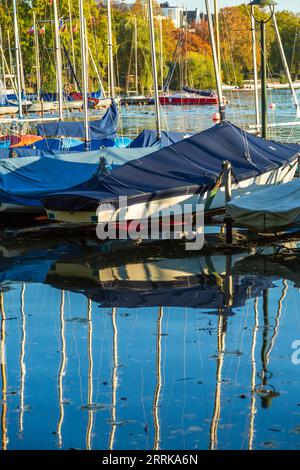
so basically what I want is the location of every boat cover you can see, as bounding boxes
[36,101,118,139]
[0,145,159,207]
[182,86,215,97]
[227,178,300,232]
[43,121,300,212]
[128,129,190,148]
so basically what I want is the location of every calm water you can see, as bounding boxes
[1,236,300,450]
[116,88,300,142]
[1,91,300,450]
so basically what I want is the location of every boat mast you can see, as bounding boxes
[214,0,221,75]
[79,0,90,149]
[134,16,138,95]
[251,9,260,130]
[68,0,78,91]
[12,0,23,119]
[0,27,5,96]
[147,0,161,140]
[273,13,300,118]
[159,17,164,91]
[33,12,41,101]
[53,0,63,121]
[107,0,115,100]
[205,0,225,120]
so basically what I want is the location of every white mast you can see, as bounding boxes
[79,0,90,148]
[134,16,138,95]
[147,0,161,140]
[159,17,164,91]
[0,26,5,95]
[214,0,221,75]
[33,12,41,101]
[68,0,78,91]
[205,0,225,120]
[12,0,23,119]
[251,10,260,130]
[273,13,300,118]
[53,0,63,120]
[107,0,115,100]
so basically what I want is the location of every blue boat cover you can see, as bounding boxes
[36,101,118,139]
[0,145,159,207]
[43,121,300,212]
[128,129,190,148]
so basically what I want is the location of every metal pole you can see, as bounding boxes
[33,12,41,101]
[147,0,161,140]
[53,0,63,120]
[0,27,5,95]
[205,0,225,120]
[214,0,221,75]
[12,0,23,119]
[68,0,78,91]
[134,16,138,95]
[273,13,300,118]
[159,17,164,91]
[251,9,260,130]
[261,21,267,139]
[107,0,115,100]
[223,160,232,244]
[79,0,90,149]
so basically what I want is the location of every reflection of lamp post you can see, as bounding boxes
[248,0,277,139]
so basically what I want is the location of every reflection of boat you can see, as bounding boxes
[42,242,271,310]
[233,249,300,287]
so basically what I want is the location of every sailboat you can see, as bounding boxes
[42,120,299,224]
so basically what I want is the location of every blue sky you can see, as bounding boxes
[171,0,299,12]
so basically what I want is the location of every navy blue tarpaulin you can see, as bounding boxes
[36,101,118,139]
[128,129,190,148]
[43,121,300,212]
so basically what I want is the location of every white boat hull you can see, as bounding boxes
[28,100,56,113]
[0,106,18,115]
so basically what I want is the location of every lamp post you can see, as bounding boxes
[248,0,277,139]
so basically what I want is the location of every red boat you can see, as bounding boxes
[159,92,218,106]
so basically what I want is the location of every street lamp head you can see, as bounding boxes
[248,0,277,6]
[249,0,276,22]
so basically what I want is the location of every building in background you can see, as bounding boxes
[99,1,204,29]
[159,2,186,29]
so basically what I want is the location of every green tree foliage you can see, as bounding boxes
[268,10,300,80]
[0,1,299,93]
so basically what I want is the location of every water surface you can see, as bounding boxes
[1,237,300,450]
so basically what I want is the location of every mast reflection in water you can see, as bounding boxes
[0,238,300,449]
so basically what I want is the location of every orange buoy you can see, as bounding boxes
[212,112,221,122]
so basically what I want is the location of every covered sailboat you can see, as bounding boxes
[36,100,118,140]
[0,144,160,213]
[43,121,300,224]
[226,178,300,233]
